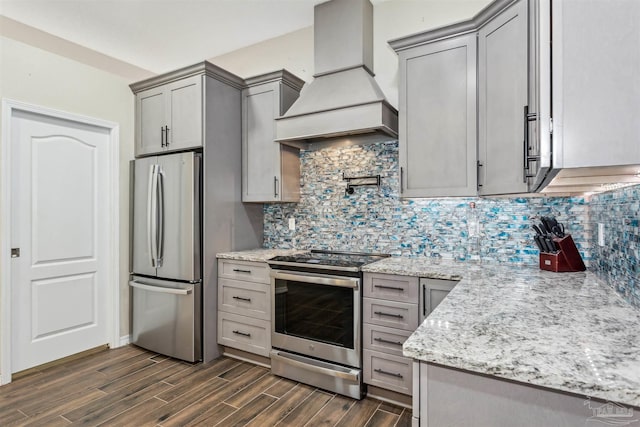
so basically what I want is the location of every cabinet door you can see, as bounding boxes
[242,83,281,202]
[136,87,166,157]
[165,75,203,152]
[398,33,477,197]
[478,0,528,195]
[551,0,640,169]
[419,278,457,323]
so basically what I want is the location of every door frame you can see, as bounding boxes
[0,99,121,385]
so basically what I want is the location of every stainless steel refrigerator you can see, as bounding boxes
[130,151,202,362]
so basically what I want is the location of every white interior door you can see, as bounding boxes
[10,109,110,373]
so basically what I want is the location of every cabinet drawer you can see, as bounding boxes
[219,278,270,320]
[362,323,411,357]
[218,259,270,284]
[218,312,270,357]
[363,349,412,396]
[363,298,418,331]
[363,273,419,303]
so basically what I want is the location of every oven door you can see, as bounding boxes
[271,270,361,368]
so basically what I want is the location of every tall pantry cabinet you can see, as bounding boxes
[130,61,264,363]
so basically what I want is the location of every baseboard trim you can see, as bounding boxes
[118,335,130,347]
[222,347,271,369]
[366,385,413,409]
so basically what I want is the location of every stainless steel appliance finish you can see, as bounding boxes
[268,250,389,399]
[130,151,202,362]
[275,0,398,146]
[270,350,362,399]
[130,276,201,362]
[272,270,361,368]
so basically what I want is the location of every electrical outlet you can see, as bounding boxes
[288,217,296,231]
[598,223,605,247]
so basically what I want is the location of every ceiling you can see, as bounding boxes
[0,0,334,74]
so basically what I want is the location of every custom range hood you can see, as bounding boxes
[275,0,398,147]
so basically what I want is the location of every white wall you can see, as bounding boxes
[0,35,135,357]
[210,0,492,107]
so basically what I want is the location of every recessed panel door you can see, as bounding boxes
[136,87,166,156]
[11,110,109,373]
[166,75,202,152]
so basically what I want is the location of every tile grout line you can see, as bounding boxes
[301,394,338,427]
[276,386,322,425]
[361,402,383,427]
[328,397,357,427]
[392,408,408,427]
[211,402,245,427]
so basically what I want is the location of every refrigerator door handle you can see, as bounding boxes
[129,280,192,295]
[147,164,159,267]
[156,168,165,266]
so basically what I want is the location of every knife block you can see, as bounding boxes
[539,234,586,272]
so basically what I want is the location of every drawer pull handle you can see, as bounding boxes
[233,269,252,274]
[374,337,403,346]
[374,311,404,319]
[232,296,252,302]
[374,368,403,379]
[374,285,405,291]
[232,330,251,337]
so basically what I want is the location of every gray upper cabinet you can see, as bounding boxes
[530,0,640,191]
[549,0,640,169]
[394,34,477,198]
[477,0,529,195]
[242,70,304,203]
[134,74,203,157]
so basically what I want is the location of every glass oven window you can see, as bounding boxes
[274,278,354,349]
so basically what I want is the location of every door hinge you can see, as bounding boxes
[11,248,20,258]
[549,117,553,134]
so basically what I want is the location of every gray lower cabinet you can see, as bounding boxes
[413,362,610,427]
[394,33,477,198]
[362,273,459,399]
[133,73,203,157]
[217,259,271,357]
[362,273,419,396]
[477,0,529,195]
[242,70,305,202]
[419,278,458,323]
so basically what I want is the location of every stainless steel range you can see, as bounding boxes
[267,250,390,399]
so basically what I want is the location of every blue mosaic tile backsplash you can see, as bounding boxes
[263,141,590,266]
[589,185,640,308]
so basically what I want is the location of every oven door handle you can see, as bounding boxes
[272,271,360,289]
[271,350,360,382]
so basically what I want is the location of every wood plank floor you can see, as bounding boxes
[0,345,411,426]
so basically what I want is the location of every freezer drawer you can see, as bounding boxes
[130,276,201,362]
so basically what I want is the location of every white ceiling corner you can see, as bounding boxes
[0,0,329,74]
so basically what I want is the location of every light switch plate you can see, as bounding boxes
[288,217,296,231]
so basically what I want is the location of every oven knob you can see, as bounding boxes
[309,344,314,351]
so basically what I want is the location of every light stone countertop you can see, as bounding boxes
[362,256,640,407]
[215,248,307,263]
